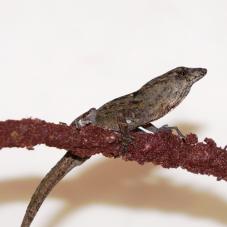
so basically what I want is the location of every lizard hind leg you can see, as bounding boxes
[71,108,97,128]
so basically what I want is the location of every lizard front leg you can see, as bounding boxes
[140,122,185,138]
[21,108,97,227]
[116,111,134,152]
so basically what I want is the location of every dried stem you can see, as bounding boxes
[0,118,227,181]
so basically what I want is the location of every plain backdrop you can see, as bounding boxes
[0,0,227,226]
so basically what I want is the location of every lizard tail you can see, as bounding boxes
[21,151,88,227]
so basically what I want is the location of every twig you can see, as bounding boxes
[0,118,227,181]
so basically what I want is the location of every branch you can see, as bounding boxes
[0,118,227,181]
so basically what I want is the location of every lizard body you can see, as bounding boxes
[21,66,207,227]
[94,67,206,130]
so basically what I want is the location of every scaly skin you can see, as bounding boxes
[21,66,207,227]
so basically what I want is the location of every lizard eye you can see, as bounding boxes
[175,69,186,79]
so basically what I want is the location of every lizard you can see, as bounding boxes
[21,66,207,227]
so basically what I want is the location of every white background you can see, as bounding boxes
[0,0,227,226]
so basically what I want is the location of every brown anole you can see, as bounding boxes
[21,66,207,227]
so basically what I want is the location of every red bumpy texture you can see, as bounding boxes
[0,118,227,181]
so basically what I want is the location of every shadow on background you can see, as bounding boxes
[176,121,205,135]
[0,159,227,227]
[0,122,225,226]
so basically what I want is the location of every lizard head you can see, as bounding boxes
[173,66,207,85]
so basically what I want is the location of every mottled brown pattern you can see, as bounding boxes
[95,67,207,130]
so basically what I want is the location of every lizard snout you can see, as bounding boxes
[189,67,207,84]
[197,68,207,76]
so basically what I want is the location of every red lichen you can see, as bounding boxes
[0,118,227,181]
